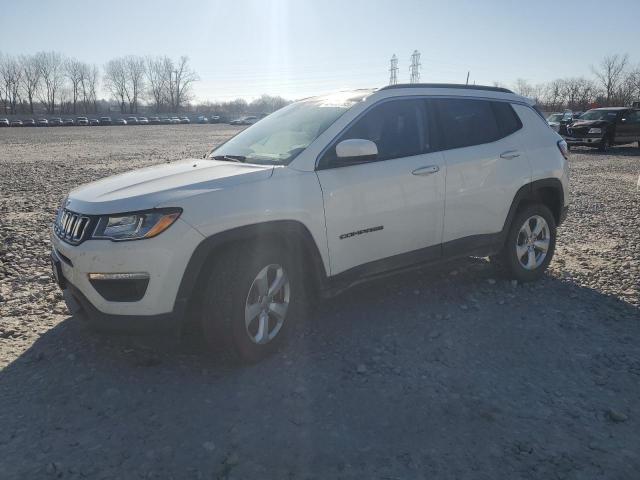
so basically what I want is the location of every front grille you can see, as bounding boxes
[566,126,591,137]
[54,209,91,245]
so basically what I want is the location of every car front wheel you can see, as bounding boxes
[200,245,303,363]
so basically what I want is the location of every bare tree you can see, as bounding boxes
[513,78,535,98]
[19,54,41,114]
[167,56,198,112]
[36,51,65,114]
[145,56,167,113]
[0,54,22,114]
[103,57,127,113]
[592,54,628,105]
[124,56,145,113]
[65,58,84,114]
[542,79,564,111]
[627,67,640,102]
[86,64,100,113]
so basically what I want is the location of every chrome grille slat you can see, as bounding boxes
[54,209,91,245]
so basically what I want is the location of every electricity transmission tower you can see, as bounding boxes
[389,54,399,85]
[409,50,421,84]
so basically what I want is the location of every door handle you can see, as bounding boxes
[412,165,440,176]
[500,150,521,159]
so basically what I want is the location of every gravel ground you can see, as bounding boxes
[0,126,639,479]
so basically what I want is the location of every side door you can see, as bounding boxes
[613,110,634,144]
[617,109,640,143]
[316,98,445,276]
[433,98,532,248]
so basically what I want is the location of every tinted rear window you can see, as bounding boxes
[492,101,522,137]
[434,98,500,149]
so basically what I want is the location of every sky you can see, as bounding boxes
[3,0,640,102]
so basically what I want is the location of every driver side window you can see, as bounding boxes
[319,99,428,168]
[627,110,640,124]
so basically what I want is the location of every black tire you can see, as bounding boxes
[495,203,557,283]
[200,244,305,363]
[598,136,610,152]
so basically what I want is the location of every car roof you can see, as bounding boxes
[380,83,513,94]
[591,107,628,111]
[299,84,531,108]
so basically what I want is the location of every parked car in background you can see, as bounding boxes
[76,117,89,126]
[99,117,112,126]
[160,117,171,125]
[546,112,570,132]
[114,118,127,125]
[0,118,9,127]
[197,115,208,124]
[209,115,221,124]
[149,116,161,125]
[563,107,640,151]
[10,119,23,127]
[37,118,49,127]
[89,118,100,126]
[230,116,258,125]
[63,118,74,126]
[127,116,138,125]
[170,117,180,124]
[180,117,190,124]
[138,117,149,125]
[23,119,36,127]
[49,117,63,126]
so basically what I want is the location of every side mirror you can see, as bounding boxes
[335,139,378,164]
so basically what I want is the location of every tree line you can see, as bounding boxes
[506,54,640,112]
[0,51,199,115]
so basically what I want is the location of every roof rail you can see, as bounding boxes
[379,83,514,94]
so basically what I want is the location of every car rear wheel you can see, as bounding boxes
[494,203,557,282]
[200,244,304,363]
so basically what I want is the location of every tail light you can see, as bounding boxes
[557,139,569,160]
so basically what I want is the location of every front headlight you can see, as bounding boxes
[91,208,182,241]
[588,127,602,134]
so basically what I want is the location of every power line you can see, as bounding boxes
[389,54,398,85]
[409,50,421,84]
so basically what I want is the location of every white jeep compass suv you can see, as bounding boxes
[51,84,570,362]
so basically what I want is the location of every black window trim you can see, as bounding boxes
[314,94,530,171]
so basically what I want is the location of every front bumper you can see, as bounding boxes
[61,276,184,333]
[50,217,204,327]
[564,136,603,147]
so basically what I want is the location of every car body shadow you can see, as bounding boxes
[1,256,639,478]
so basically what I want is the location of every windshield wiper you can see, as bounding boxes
[211,154,246,163]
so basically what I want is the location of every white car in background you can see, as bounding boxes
[546,111,574,132]
[51,83,569,363]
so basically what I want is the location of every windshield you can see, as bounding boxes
[579,110,621,121]
[209,95,360,165]
[547,114,563,122]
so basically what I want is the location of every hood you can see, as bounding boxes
[569,119,610,128]
[66,159,274,215]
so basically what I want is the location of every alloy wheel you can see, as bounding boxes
[516,215,550,270]
[244,264,290,344]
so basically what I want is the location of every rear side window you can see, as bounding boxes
[433,98,500,149]
[492,101,523,137]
